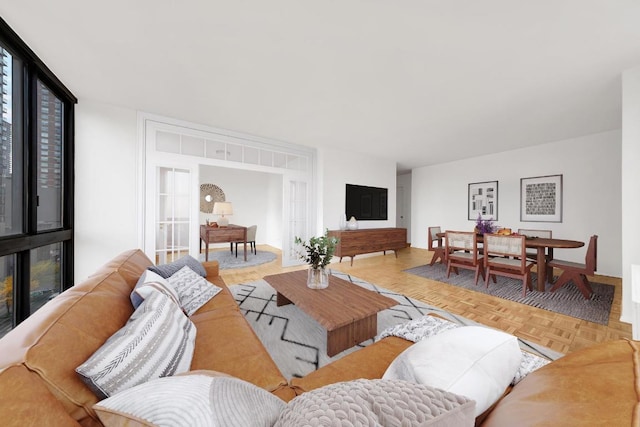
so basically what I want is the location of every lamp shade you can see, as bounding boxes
[213,202,233,216]
[213,202,233,227]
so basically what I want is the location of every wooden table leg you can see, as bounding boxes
[276,292,292,307]
[546,248,554,284]
[326,314,376,357]
[536,247,546,291]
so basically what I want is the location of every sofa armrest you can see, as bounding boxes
[290,337,413,395]
[481,339,640,426]
[202,260,220,279]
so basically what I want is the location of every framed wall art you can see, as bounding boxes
[520,174,563,222]
[468,181,498,220]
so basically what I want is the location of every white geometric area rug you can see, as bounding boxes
[229,271,561,380]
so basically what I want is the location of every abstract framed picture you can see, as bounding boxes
[468,181,498,220]
[520,174,563,222]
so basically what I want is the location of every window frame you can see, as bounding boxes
[0,17,76,330]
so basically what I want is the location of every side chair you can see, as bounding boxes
[484,234,535,297]
[547,235,597,299]
[231,225,258,257]
[517,228,552,258]
[428,226,446,266]
[445,231,484,285]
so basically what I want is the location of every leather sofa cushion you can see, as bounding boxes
[89,249,153,288]
[0,269,135,425]
[0,365,81,427]
[190,308,292,400]
[480,339,640,426]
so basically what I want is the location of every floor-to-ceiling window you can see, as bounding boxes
[0,18,76,338]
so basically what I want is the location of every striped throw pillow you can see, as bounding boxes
[167,266,222,316]
[76,292,196,399]
[130,270,181,309]
[93,373,286,427]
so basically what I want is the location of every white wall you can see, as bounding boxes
[74,100,139,280]
[412,130,622,277]
[621,65,640,323]
[75,102,385,279]
[199,165,283,248]
[319,147,397,234]
[397,172,412,243]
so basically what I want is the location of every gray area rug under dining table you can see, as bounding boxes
[404,263,614,325]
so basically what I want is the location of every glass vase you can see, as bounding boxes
[307,267,329,289]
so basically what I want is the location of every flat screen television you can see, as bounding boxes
[345,184,388,221]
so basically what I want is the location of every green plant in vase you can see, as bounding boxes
[294,229,339,289]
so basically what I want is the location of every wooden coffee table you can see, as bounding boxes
[263,270,397,356]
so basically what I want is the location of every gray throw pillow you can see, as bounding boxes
[148,254,207,279]
[167,266,222,316]
[130,269,181,309]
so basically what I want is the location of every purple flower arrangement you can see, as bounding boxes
[475,213,497,235]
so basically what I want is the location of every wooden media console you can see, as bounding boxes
[328,228,407,266]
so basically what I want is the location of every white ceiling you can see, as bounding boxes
[2,1,640,171]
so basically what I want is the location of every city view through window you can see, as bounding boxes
[0,46,64,337]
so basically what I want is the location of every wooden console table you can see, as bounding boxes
[328,228,407,266]
[200,224,247,261]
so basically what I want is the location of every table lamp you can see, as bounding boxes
[213,202,233,227]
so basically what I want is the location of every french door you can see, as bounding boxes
[149,166,194,264]
[140,114,314,266]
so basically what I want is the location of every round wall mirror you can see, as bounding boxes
[200,184,225,213]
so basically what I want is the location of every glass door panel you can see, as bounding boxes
[155,167,190,265]
[283,179,308,266]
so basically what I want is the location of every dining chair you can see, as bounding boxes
[517,229,552,255]
[428,226,446,266]
[547,235,597,299]
[231,225,258,257]
[445,231,484,285]
[484,234,535,297]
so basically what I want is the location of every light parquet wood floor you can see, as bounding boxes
[220,245,631,355]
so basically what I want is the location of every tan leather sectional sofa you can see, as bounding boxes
[0,249,638,426]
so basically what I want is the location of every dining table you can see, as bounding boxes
[436,233,584,292]
[519,237,584,291]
